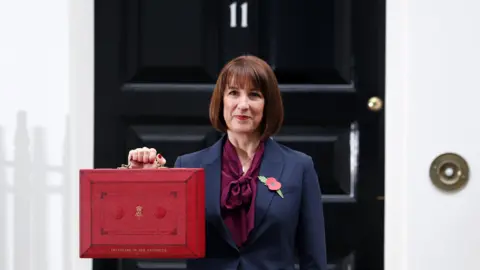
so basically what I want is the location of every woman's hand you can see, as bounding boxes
[124,147,167,169]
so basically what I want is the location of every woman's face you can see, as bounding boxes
[223,78,265,135]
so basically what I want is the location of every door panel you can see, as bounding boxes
[94,0,385,269]
[122,0,220,83]
[258,0,352,84]
[121,0,351,85]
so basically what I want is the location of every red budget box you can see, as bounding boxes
[79,168,205,259]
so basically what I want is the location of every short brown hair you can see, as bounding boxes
[209,55,284,139]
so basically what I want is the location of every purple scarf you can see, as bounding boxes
[220,138,265,247]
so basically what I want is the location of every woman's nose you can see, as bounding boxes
[237,96,249,109]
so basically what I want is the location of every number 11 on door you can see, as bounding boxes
[230,1,248,28]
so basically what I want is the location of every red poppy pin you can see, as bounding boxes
[258,176,284,198]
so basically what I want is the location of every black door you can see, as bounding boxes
[94,0,385,269]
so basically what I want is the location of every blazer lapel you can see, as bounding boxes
[253,138,285,229]
[202,136,239,250]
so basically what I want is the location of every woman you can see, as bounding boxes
[125,55,327,270]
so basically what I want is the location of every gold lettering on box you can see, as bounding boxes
[135,205,143,218]
[110,249,132,252]
[110,248,168,253]
[147,248,167,252]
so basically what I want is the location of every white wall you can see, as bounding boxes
[0,0,93,269]
[385,0,480,269]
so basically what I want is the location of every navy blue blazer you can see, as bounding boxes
[174,136,327,270]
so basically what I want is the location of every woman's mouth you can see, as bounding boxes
[235,115,249,120]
